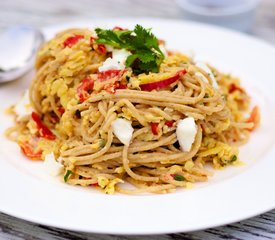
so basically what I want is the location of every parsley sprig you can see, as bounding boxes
[95,25,164,74]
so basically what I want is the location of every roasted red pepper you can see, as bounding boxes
[165,120,175,127]
[229,83,244,93]
[90,37,107,54]
[83,177,99,187]
[103,82,127,94]
[58,107,65,115]
[246,106,260,131]
[91,183,99,187]
[77,76,94,103]
[90,36,96,44]
[150,122,159,135]
[64,35,84,48]
[97,44,107,55]
[98,69,125,82]
[113,26,126,31]
[19,141,42,160]
[140,69,186,91]
[32,112,56,140]
[117,82,128,89]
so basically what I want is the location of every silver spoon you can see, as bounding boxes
[0,26,44,83]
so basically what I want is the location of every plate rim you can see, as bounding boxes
[0,17,275,235]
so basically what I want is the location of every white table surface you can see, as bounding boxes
[0,0,274,239]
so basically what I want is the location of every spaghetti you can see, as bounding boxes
[6,26,260,194]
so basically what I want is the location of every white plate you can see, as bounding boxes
[0,18,275,235]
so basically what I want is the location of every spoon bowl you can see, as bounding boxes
[0,26,44,83]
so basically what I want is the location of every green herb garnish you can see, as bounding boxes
[95,25,164,74]
[231,155,237,162]
[173,174,185,181]
[64,170,73,182]
[99,139,106,148]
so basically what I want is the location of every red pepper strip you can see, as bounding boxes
[90,37,107,54]
[150,122,159,135]
[32,112,56,140]
[246,106,260,131]
[77,77,94,103]
[98,69,125,82]
[229,83,244,93]
[103,83,117,94]
[58,107,65,115]
[140,69,187,91]
[90,36,96,44]
[97,44,107,55]
[165,120,175,127]
[104,81,127,94]
[64,35,84,48]
[19,141,42,160]
[91,183,99,187]
[83,177,99,187]
[117,82,128,89]
[113,26,126,31]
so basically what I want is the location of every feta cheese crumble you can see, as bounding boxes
[43,153,64,176]
[112,118,134,146]
[98,49,131,72]
[176,117,197,152]
[14,90,33,120]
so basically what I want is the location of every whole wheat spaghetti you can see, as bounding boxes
[6,25,260,194]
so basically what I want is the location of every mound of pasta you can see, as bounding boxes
[6,25,260,194]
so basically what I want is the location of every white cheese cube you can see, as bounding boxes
[112,49,131,65]
[98,57,124,72]
[112,118,134,146]
[176,117,197,152]
[43,153,64,176]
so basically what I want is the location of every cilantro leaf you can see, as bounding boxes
[134,24,161,53]
[95,29,122,48]
[95,25,164,74]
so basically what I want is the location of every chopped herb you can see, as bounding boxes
[173,174,185,181]
[75,109,81,119]
[100,139,106,148]
[231,155,237,162]
[95,24,164,74]
[64,170,73,182]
